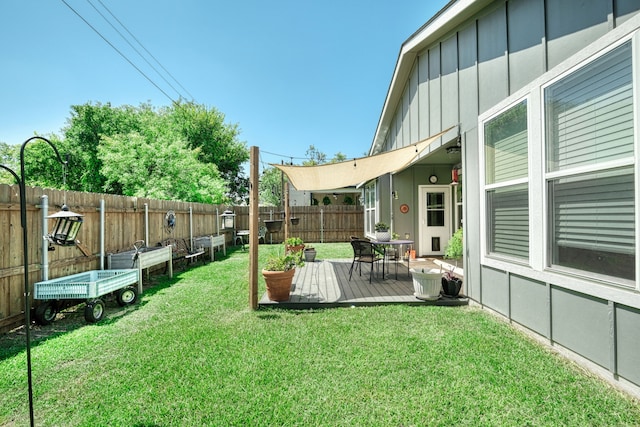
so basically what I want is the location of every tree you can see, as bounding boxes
[98,131,228,203]
[259,166,284,206]
[0,142,19,184]
[331,152,347,163]
[62,102,144,192]
[303,145,327,166]
[168,101,249,202]
[11,101,250,204]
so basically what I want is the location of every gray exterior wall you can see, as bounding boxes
[372,0,640,396]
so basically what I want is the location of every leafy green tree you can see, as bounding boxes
[331,152,347,163]
[98,131,227,203]
[259,166,284,206]
[62,102,144,192]
[0,142,19,184]
[303,145,326,166]
[168,101,249,202]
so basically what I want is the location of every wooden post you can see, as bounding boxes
[249,146,259,309]
[284,182,290,241]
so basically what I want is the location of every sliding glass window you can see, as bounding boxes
[545,41,635,282]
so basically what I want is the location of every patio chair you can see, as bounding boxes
[257,225,268,244]
[349,239,383,283]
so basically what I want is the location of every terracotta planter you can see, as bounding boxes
[262,268,295,302]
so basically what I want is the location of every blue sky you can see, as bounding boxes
[1,0,448,168]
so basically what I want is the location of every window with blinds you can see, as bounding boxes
[487,184,529,259]
[545,41,635,282]
[484,100,529,260]
[546,42,634,171]
[485,101,528,184]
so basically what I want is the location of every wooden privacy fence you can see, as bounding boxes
[0,184,363,332]
[233,205,364,244]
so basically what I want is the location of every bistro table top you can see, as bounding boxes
[369,239,414,245]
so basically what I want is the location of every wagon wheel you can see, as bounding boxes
[116,286,138,306]
[84,299,105,323]
[34,301,58,325]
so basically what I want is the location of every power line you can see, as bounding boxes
[60,0,177,103]
[260,150,308,162]
[94,0,195,101]
[85,0,187,101]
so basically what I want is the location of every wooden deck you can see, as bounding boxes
[259,258,468,309]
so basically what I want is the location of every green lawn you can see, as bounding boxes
[1,243,639,426]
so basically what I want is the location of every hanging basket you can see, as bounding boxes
[264,220,283,233]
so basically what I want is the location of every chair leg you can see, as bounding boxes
[349,259,355,281]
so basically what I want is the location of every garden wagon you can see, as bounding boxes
[33,269,139,324]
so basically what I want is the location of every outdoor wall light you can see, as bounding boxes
[220,209,235,229]
[446,145,461,155]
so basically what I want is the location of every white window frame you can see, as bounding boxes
[364,181,377,237]
[541,36,638,288]
[479,95,532,266]
[479,29,639,292]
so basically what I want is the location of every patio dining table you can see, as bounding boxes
[369,239,414,280]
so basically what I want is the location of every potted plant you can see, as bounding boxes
[375,222,391,242]
[285,236,305,253]
[441,268,463,297]
[304,246,317,262]
[444,227,463,265]
[262,251,304,301]
[410,268,442,300]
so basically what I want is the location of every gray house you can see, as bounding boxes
[366,0,640,397]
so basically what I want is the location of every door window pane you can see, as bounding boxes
[427,192,445,226]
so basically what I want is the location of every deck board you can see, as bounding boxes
[259,258,468,309]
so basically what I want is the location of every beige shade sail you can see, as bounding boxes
[272,127,454,191]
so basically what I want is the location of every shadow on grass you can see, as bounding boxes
[0,271,183,362]
[0,246,243,361]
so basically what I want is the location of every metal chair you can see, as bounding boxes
[349,239,383,283]
[258,226,267,244]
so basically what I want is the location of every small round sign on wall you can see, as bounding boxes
[400,204,409,214]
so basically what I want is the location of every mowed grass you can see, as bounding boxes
[1,243,640,426]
